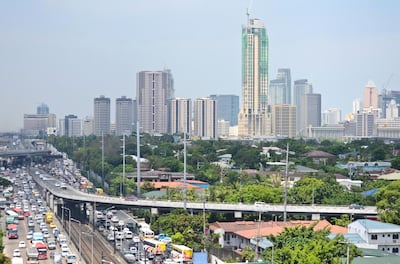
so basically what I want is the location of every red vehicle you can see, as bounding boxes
[13,208,24,220]
[7,229,18,239]
[32,241,47,260]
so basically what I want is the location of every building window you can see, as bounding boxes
[383,234,385,237]
[393,248,399,253]
[394,234,399,239]
[371,234,378,240]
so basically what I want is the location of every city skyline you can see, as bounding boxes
[1,0,400,132]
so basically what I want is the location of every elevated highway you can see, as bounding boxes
[34,174,378,219]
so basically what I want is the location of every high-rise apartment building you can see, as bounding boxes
[169,98,191,135]
[209,94,239,126]
[269,68,291,105]
[193,98,217,139]
[271,104,296,138]
[294,79,313,132]
[363,81,378,110]
[356,112,375,137]
[302,93,321,134]
[115,96,133,136]
[93,95,111,136]
[137,70,174,134]
[238,17,269,138]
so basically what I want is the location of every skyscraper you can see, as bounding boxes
[363,80,378,110]
[293,79,313,132]
[302,93,322,133]
[93,95,111,136]
[169,98,192,135]
[193,97,217,139]
[238,16,269,138]
[269,68,291,105]
[137,70,174,134]
[209,94,239,126]
[36,103,49,115]
[115,96,133,136]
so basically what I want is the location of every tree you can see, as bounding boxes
[376,180,400,224]
[263,224,361,264]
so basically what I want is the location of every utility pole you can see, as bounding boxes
[101,132,104,189]
[183,131,187,211]
[255,209,261,261]
[136,120,141,197]
[283,143,289,222]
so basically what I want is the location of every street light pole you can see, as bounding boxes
[255,209,261,261]
[183,131,187,211]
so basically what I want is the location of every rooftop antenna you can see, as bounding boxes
[247,0,253,24]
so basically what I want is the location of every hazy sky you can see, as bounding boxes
[1,0,400,132]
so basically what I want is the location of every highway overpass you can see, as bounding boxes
[34,174,378,220]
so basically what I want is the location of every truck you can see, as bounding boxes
[26,247,39,264]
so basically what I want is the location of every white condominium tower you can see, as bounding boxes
[238,16,269,138]
[169,98,192,135]
[193,97,217,139]
[136,70,174,134]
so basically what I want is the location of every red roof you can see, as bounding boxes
[143,181,202,190]
[211,220,347,239]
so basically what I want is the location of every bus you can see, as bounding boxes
[143,238,167,255]
[13,208,24,220]
[171,244,193,263]
[32,241,48,260]
[6,215,17,225]
[26,247,39,264]
[139,227,155,239]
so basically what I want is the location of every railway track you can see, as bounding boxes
[67,220,127,264]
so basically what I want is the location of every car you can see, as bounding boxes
[115,231,124,240]
[129,246,138,255]
[349,204,364,209]
[61,245,70,257]
[254,201,266,206]
[13,249,21,257]
[26,230,33,240]
[18,241,26,248]
[107,233,115,241]
[111,215,119,223]
[55,183,60,187]
[124,253,136,263]
[132,236,140,243]
[49,221,57,229]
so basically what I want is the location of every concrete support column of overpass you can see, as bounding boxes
[312,214,321,220]
[151,208,159,215]
[49,194,54,211]
[234,211,242,218]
